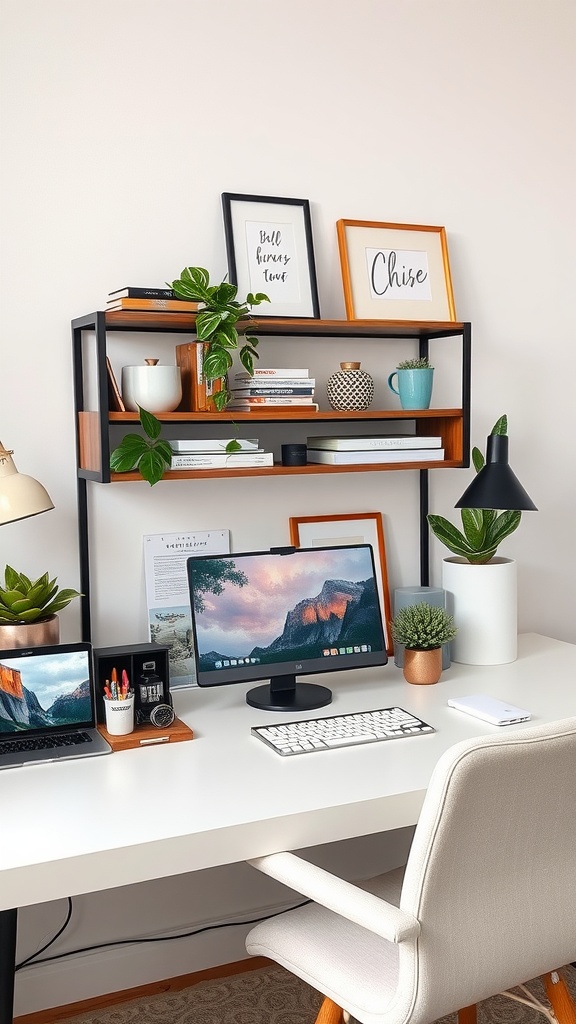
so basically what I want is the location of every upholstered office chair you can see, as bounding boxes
[246,717,576,1024]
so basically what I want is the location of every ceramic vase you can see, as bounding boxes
[403,647,442,685]
[442,556,517,665]
[121,359,182,413]
[326,362,374,411]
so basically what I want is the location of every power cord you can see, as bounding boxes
[16,896,311,972]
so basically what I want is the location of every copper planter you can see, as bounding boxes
[403,647,442,685]
[0,614,60,650]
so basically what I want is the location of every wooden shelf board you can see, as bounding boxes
[95,310,465,339]
[109,407,464,423]
[110,459,463,482]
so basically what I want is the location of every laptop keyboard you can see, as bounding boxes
[251,706,435,756]
[0,732,93,755]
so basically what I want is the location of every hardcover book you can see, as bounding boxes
[170,451,274,469]
[108,287,178,299]
[106,297,199,312]
[170,438,260,453]
[305,448,445,465]
[234,368,310,379]
[306,434,443,451]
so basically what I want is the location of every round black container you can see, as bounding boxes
[281,443,307,466]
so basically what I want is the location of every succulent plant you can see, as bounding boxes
[390,602,457,650]
[427,415,522,564]
[396,357,432,370]
[0,565,81,624]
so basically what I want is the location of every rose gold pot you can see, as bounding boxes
[403,646,442,685]
[0,614,60,650]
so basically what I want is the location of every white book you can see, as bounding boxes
[306,448,445,465]
[170,452,274,469]
[170,438,260,453]
[230,379,316,389]
[234,368,309,379]
[306,434,443,452]
[227,396,317,406]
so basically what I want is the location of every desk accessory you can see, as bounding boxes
[252,706,434,756]
[103,691,135,735]
[447,694,531,725]
[281,443,307,466]
[94,643,170,725]
[97,715,193,751]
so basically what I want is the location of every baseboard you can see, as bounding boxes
[14,956,271,1024]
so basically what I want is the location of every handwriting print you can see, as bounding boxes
[245,220,302,303]
[366,247,431,301]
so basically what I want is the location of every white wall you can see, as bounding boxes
[2,0,575,1013]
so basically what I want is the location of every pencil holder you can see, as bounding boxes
[104,693,135,735]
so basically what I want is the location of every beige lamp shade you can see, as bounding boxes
[0,442,54,525]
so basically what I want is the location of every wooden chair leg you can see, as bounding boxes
[314,996,345,1024]
[542,971,576,1024]
[458,1006,478,1024]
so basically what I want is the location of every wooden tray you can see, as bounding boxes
[97,715,194,752]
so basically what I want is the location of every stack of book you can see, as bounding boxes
[106,287,199,313]
[226,368,318,411]
[305,434,445,465]
[169,438,274,470]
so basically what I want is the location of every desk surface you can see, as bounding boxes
[1,633,575,913]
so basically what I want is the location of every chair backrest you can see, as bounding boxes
[397,716,576,1024]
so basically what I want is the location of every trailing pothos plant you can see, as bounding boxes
[169,266,270,410]
[427,415,522,564]
[109,407,244,486]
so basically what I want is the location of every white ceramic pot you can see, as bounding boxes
[121,360,182,413]
[442,556,517,665]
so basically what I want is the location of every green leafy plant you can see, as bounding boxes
[396,357,432,370]
[0,565,81,624]
[169,266,270,410]
[390,602,457,650]
[110,406,173,486]
[427,414,522,564]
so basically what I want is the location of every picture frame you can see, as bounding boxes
[288,512,393,654]
[336,219,456,322]
[222,192,320,318]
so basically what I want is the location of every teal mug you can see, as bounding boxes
[387,367,434,410]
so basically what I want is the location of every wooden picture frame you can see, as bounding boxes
[336,219,456,322]
[222,192,321,318]
[289,512,393,654]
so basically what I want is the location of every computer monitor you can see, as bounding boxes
[187,543,387,712]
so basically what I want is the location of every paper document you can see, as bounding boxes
[144,530,230,687]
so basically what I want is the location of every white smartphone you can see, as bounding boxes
[447,694,532,726]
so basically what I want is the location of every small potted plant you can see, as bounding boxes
[387,356,434,409]
[169,266,269,410]
[390,602,457,684]
[0,564,81,648]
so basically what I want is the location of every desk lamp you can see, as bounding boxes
[0,441,54,525]
[455,432,537,512]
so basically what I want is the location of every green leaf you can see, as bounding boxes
[196,310,226,341]
[247,292,270,306]
[485,509,522,548]
[213,389,230,412]
[491,414,507,435]
[427,515,479,558]
[204,347,232,378]
[226,439,242,452]
[460,508,489,549]
[212,281,238,305]
[471,446,485,473]
[139,407,162,440]
[138,449,169,486]
[110,435,149,472]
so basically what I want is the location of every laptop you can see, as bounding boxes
[0,641,112,769]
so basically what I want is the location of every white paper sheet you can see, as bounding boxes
[143,530,230,687]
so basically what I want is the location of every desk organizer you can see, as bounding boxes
[97,716,193,752]
[93,642,170,725]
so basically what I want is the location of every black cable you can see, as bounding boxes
[16,897,311,972]
[15,897,73,971]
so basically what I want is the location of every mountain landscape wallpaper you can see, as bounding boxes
[0,651,92,733]
[192,547,384,671]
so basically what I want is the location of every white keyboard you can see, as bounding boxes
[251,706,435,756]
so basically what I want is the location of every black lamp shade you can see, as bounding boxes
[455,434,538,511]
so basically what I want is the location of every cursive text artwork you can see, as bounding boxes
[366,247,432,302]
[245,220,301,303]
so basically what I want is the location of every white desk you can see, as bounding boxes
[1,633,575,1021]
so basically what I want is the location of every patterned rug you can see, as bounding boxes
[59,963,576,1024]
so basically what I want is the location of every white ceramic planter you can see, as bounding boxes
[442,556,517,665]
[121,362,182,413]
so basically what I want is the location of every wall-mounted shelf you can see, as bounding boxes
[72,311,471,639]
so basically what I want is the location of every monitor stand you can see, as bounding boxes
[246,674,332,712]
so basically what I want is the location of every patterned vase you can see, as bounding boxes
[326,362,374,411]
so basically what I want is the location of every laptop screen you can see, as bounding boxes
[0,643,96,737]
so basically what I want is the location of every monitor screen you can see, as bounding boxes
[187,544,387,711]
